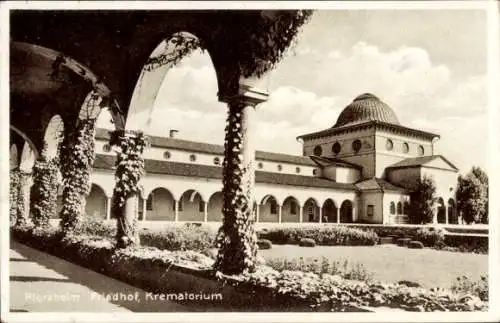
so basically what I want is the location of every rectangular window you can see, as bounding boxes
[146,193,153,211]
[367,205,374,217]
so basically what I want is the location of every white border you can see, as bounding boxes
[1,1,499,323]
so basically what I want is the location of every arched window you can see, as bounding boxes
[295,167,301,174]
[332,142,341,155]
[386,139,394,151]
[103,144,111,152]
[277,164,283,171]
[313,145,322,156]
[402,143,409,154]
[290,201,297,215]
[189,154,197,162]
[258,162,264,169]
[313,169,318,176]
[270,200,278,214]
[397,202,403,214]
[390,202,395,215]
[352,140,361,153]
[163,151,171,159]
[213,157,220,165]
[403,201,410,214]
[417,145,425,156]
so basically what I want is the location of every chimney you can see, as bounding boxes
[169,129,179,138]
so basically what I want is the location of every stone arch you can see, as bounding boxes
[322,199,338,223]
[43,114,64,159]
[12,126,40,164]
[259,194,279,223]
[437,197,446,224]
[179,189,205,222]
[303,198,320,223]
[207,191,223,222]
[124,32,221,132]
[85,184,108,220]
[282,196,300,223]
[10,144,19,170]
[340,200,354,223]
[19,142,37,173]
[447,198,457,224]
[146,187,175,221]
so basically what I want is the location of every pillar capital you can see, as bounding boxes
[219,84,269,106]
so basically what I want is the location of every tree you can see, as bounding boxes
[457,167,488,224]
[408,176,437,224]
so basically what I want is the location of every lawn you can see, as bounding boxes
[259,244,488,289]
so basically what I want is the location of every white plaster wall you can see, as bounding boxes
[358,191,383,223]
[303,128,375,158]
[387,168,421,188]
[383,192,410,224]
[337,167,361,183]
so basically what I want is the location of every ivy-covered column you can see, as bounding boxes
[214,91,267,275]
[59,119,96,233]
[15,171,31,226]
[30,151,60,228]
[10,168,20,226]
[109,130,147,248]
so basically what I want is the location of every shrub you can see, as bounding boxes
[260,225,378,246]
[75,215,116,237]
[398,280,421,288]
[414,227,445,247]
[451,275,488,301]
[299,238,316,247]
[266,257,374,282]
[444,234,488,254]
[396,238,411,247]
[408,241,424,249]
[140,225,216,252]
[257,239,272,250]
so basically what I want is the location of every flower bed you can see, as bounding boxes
[10,224,487,312]
[258,226,378,246]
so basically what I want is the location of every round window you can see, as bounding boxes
[312,169,318,176]
[418,145,424,156]
[163,151,171,159]
[103,144,111,152]
[402,142,409,154]
[313,145,322,156]
[295,167,301,174]
[277,164,283,171]
[332,142,341,155]
[190,154,197,162]
[213,157,220,165]
[352,140,361,153]
[386,139,394,151]
[258,162,263,169]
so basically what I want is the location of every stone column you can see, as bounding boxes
[256,204,260,223]
[106,197,112,220]
[299,206,303,223]
[174,200,179,222]
[337,207,340,224]
[318,206,323,224]
[16,171,31,226]
[214,87,267,274]
[203,201,208,223]
[142,195,147,221]
[278,204,282,223]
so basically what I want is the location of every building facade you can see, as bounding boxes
[84,93,460,225]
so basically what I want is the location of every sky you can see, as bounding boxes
[97,9,489,174]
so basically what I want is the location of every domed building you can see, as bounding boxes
[82,93,459,226]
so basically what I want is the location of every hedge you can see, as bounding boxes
[11,225,487,312]
[258,226,378,246]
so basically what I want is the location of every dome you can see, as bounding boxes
[333,93,400,128]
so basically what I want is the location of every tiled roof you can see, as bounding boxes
[386,155,458,171]
[93,154,357,191]
[95,128,316,166]
[355,178,408,192]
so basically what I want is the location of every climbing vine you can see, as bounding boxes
[10,168,20,226]
[59,119,96,233]
[142,10,313,78]
[109,130,148,247]
[30,151,60,228]
[214,104,258,274]
[16,172,29,226]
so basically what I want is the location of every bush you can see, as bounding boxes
[398,280,421,288]
[260,225,378,246]
[257,239,272,250]
[266,257,374,282]
[408,241,424,249]
[299,238,316,247]
[451,275,488,301]
[75,215,116,237]
[140,225,216,252]
[444,234,488,254]
[396,238,411,247]
[414,227,445,247]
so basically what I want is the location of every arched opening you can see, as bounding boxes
[207,191,223,222]
[390,201,396,215]
[19,141,36,172]
[43,114,64,159]
[85,184,108,219]
[282,196,300,223]
[340,200,354,223]
[403,201,410,215]
[437,197,446,224]
[448,198,457,224]
[303,198,319,223]
[146,187,175,221]
[322,199,338,223]
[259,195,279,223]
[10,144,19,170]
[178,189,205,222]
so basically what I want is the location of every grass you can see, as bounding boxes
[259,244,487,289]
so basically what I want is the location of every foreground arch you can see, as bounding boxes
[281,196,300,223]
[145,187,175,221]
[322,199,338,223]
[178,189,205,222]
[259,195,279,223]
[207,192,223,222]
[303,198,320,223]
[340,200,354,223]
[85,184,108,220]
